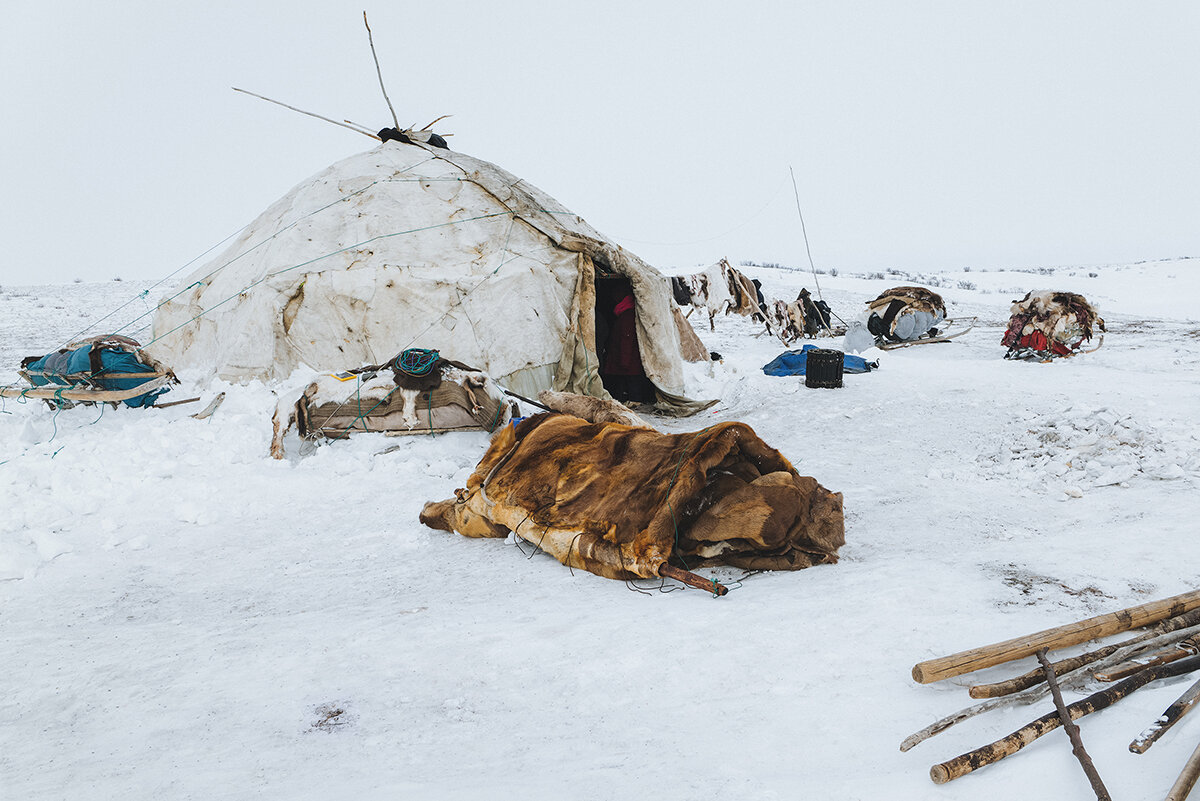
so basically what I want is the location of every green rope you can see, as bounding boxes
[486,399,504,432]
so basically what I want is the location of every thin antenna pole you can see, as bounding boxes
[233,87,381,140]
[789,166,843,331]
[789,166,823,300]
[363,11,401,130]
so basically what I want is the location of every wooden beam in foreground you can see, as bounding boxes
[912,589,1200,684]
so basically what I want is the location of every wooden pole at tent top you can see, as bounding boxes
[912,588,1200,684]
[232,87,382,141]
[363,11,401,131]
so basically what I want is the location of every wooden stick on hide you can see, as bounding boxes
[913,589,1200,684]
[1036,648,1111,800]
[659,563,728,596]
[929,654,1200,784]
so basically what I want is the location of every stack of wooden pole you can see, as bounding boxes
[905,589,1200,798]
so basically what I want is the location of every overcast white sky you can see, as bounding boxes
[1,1,1196,285]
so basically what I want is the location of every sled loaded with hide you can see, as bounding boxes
[1002,291,1105,360]
[272,348,515,458]
[420,413,845,591]
[4,335,175,408]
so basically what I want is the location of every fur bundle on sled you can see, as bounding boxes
[1001,291,1105,359]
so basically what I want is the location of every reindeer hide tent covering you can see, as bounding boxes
[420,413,845,581]
[148,140,711,415]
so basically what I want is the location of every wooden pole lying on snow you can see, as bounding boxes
[1130,675,1200,754]
[153,396,200,409]
[1036,648,1111,801]
[969,608,1200,698]
[1166,739,1200,801]
[902,623,1200,752]
[913,588,1200,684]
[659,563,728,596]
[232,87,382,141]
[929,654,1200,784]
[1095,638,1200,683]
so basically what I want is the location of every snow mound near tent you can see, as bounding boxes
[981,405,1200,494]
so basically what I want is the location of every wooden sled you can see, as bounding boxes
[3,371,172,406]
[1006,332,1105,362]
[877,317,976,350]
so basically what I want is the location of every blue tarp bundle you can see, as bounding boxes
[24,345,168,407]
[762,344,877,377]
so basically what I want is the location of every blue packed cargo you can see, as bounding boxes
[19,335,172,408]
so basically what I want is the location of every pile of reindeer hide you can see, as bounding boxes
[271,355,512,458]
[671,259,765,331]
[420,413,845,582]
[1001,291,1105,359]
[866,286,947,343]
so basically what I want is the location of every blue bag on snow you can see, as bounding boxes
[762,344,877,377]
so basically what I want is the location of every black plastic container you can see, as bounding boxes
[805,349,844,388]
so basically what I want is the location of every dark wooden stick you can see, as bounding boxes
[1130,675,1200,754]
[930,654,1200,784]
[1036,648,1112,800]
[363,12,400,130]
[914,588,1200,684]
[501,389,555,414]
[153,396,200,409]
[1096,639,1199,683]
[658,563,728,596]
[970,608,1200,698]
[1166,739,1200,801]
[232,87,381,140]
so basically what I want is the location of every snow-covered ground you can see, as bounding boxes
[2,259,1198,799]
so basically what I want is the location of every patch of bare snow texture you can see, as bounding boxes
[981,404,1200,495]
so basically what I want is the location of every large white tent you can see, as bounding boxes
[147,140,710,412]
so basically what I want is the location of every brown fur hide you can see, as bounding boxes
[866,286,947,317]
[766,299,807,345]
[420,413,845,581]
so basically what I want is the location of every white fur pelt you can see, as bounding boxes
[536,391,654,430]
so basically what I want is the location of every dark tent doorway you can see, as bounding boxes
[594,274,656,404]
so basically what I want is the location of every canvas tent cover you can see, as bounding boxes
[148,141,708,413]
[420,413,846,581]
